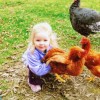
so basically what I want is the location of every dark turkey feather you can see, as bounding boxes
[69,0,100,36]
[88,22,100,32]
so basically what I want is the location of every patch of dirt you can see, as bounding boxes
[0,61,100,100]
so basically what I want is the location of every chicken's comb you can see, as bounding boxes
[80,36,90,44]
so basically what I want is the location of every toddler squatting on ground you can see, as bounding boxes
[22,22,58,92]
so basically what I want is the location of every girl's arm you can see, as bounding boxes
[27,52,51,76]
[22,49,29,66]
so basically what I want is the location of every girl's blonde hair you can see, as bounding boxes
[28,22,59,52]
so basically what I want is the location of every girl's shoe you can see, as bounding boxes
[28,80,41,92]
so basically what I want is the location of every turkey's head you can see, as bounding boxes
[72,0,80,7]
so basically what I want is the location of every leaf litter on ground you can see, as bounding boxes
[0,61,100,100]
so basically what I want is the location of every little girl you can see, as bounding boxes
[22,22,58,92]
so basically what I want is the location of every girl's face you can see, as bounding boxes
[34,32,50,52]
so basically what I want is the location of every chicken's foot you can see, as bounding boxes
[85,76,95,82]
[55,73,66,82]
[62,74,70,80]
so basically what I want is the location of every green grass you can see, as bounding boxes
[0,1,100,99]
[0,0,100,65]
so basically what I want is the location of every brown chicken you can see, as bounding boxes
[85,51,100,76]
[42,37,90,82]
[42,48,69,82]
[81,36,100,81]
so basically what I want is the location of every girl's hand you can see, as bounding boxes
[46,58,53,65]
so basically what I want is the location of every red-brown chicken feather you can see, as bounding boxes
[85,50,100,77]
[42,36,90,77]
[81,36,100,78]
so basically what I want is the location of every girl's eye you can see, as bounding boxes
[44,40,48,41]
[36,40,40,41]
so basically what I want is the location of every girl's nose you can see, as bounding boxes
[40,41,44,44]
